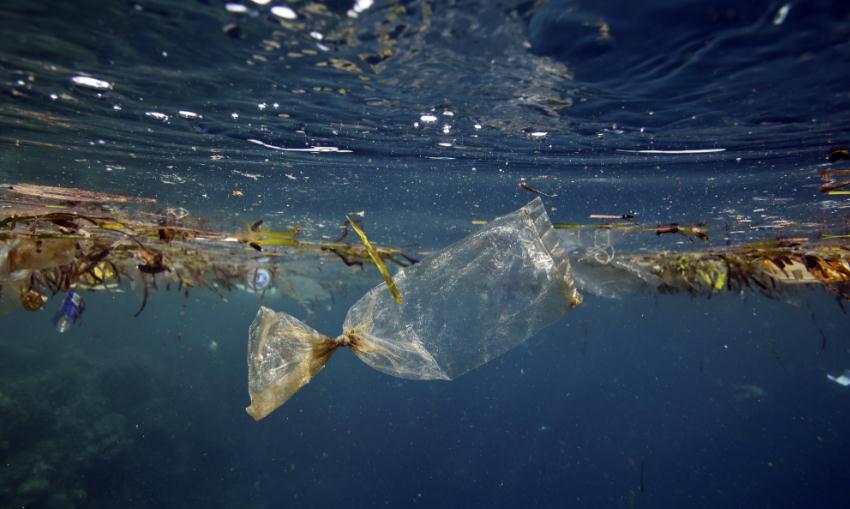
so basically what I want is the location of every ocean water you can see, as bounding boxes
[1,0,850,508]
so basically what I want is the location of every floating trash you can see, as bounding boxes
[145,111,169,122]
[70,75,112,90]
[53,290,85,333]
[616,148,727,155]
[225,3,248,14]
[270,5,297,20]
[247,268,271,291]
[20,288,47,311]
[245,199,581,420]
[827,370,850,387]
[773,4,791,26]
[247,138,353,153]
[0,183,418,320]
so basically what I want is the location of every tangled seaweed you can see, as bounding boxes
[3,183,849,318]
[637,239,850,303]
[0,183,418,316]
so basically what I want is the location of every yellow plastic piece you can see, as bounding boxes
[98,222,127,231]
[346,216,403,304]
[713,267,727,291]
[92,261,114,281]
[244,226,300,247]
[77,261,119,289]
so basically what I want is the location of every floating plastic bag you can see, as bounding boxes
[246,198,581,420]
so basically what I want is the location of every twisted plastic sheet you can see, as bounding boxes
[246,198,580,420]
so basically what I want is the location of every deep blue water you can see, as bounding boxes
[2,0,850,508]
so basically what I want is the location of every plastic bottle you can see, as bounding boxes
[53,290,84,333]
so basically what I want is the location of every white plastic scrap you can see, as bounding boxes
[271,5,297,20]
[827,370,850,387]
[225,3,248,13]
[145,111,169,122]
[70,75,113,90]
[347,0,374,17]
[247,138,352,153]
[616,148,726,155]
[773,4,791,26]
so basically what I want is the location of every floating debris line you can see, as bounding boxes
[2,184,849,331]
[0,183,416,321]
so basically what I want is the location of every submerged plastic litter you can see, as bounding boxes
[247,268,271,291]
[245,198,581,420]
[827,370,850,387]
[53,290,84,333]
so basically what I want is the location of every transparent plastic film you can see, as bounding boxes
[343,196,580,380]
[246,198,581,420]
[245,307,339,420]
[555,223,645,299]
[568,257,659,299]
[556,223,625,265]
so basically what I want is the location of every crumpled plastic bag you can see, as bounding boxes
[246,198,582,420]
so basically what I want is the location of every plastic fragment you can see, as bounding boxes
[827,370,850,387]
[70,75,113,90]
[247,268,271,291]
